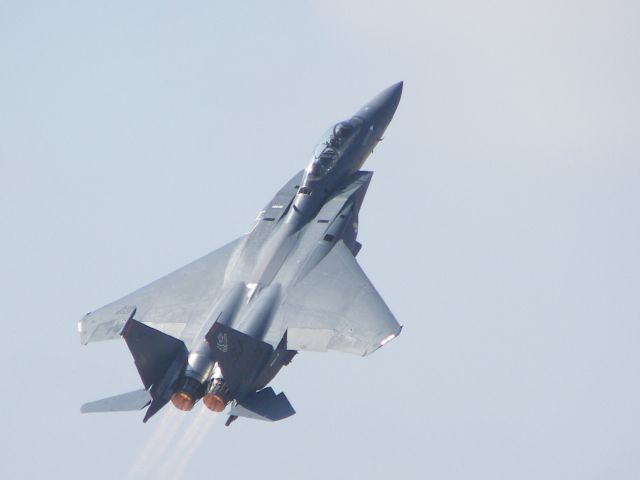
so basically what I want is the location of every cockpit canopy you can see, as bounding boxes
[307,117,363,178]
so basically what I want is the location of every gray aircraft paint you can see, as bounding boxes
[78,82,403,425]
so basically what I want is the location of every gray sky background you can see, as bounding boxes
[1,1,639,479]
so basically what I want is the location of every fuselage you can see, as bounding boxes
[170,82,403,413]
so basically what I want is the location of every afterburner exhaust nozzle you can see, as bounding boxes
[171,392,195,411]
[203,393,226,412]
[203,378,232,412]
[170,375,206,411]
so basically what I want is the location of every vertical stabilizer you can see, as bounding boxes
[121,319,188,389]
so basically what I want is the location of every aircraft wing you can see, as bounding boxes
[78,237,243,348]
[280,241,402,356]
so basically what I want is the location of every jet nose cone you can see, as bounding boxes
[356,81,403,125]
[375,81,403,112]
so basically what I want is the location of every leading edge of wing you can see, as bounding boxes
[280,241,401,356]
[78,237,243,346]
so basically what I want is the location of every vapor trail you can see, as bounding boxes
[158,406,219,479]
[127,407,186,478]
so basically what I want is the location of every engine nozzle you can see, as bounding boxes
[202,394,225,412]
[171,391,195,411]
[170,375,206,411]
[203,379,232,412]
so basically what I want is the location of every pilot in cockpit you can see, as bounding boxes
[328,121,356,148]
[310,120,360,175]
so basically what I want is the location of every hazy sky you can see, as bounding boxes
[1,1,639,479]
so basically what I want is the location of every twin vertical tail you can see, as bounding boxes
[81,318,295,425]
[80,319,188,423]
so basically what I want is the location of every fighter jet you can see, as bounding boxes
[79,82,404,426]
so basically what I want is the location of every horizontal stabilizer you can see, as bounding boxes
[229,388,295,422]
[81,389,151,413]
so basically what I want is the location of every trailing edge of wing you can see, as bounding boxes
[279,241,401,356]
[78,237,243,347]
